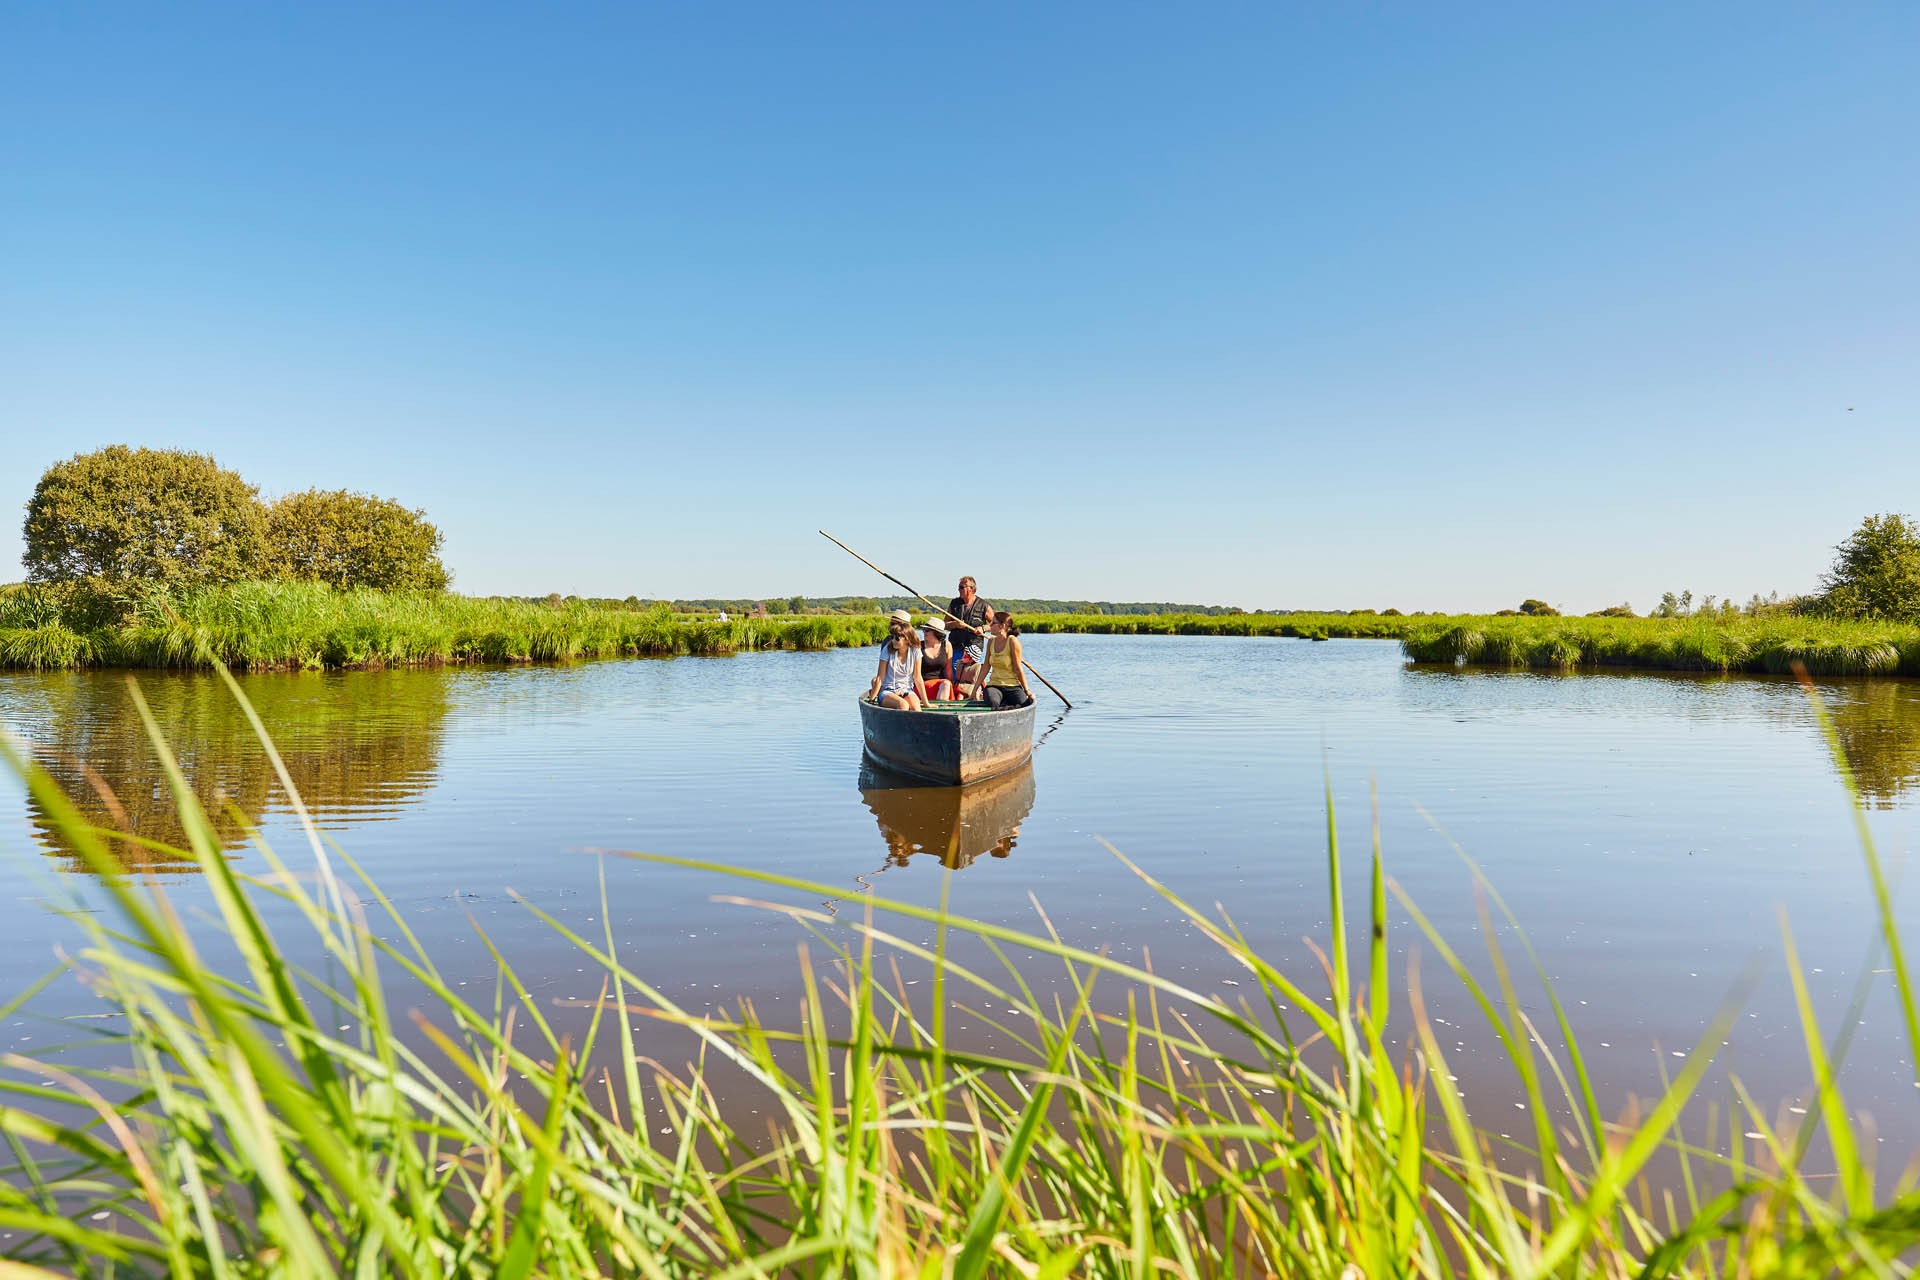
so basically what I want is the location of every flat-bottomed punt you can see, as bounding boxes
[858,698,1036,785]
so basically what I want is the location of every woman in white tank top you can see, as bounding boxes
[868,617,931,710]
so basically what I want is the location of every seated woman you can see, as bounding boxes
[868,617,931,710]
[966,612,1034,710]
[918,617,954,701]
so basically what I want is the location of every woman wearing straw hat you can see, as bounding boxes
[917,617,954,701]
[868,610,931,710]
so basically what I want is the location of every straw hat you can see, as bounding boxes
[921,616,947,632]
[888,609,913,625]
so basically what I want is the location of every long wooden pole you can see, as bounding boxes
[818,530,1073,709]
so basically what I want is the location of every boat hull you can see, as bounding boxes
[857,699,1036,785]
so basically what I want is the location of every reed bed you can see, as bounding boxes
[7,582,1920,678]
[2,672,1918,1275]
[1017,611,1414,640]
[1401,615,1920,677]
[0,582,891,672]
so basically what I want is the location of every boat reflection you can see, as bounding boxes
[858,759,1036,870]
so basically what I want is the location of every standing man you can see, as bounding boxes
[946,575,995,688]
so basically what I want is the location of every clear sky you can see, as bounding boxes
[3,4,1914,612]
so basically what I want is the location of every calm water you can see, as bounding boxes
[3,636,1918,1144]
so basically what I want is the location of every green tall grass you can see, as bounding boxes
[0,581,892,672]
[1017,611,1414,640]
[2,671,1918,1275]
[11,583,1920,677]
[1401,615,1920,676]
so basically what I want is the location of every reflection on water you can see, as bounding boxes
[1400,664,1920,808]
[1826,681,1920,808]
[6,639,1920,1151]
[1034,710,1071,751]
[3,671,448,875]
[859,761,1036,870]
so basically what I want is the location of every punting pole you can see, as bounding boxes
[818,530,1073,709]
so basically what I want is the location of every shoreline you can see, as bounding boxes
[4,581,1919,677]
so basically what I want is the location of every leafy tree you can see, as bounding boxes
[1587,603,1636,618]
[788,595,806,615]
[23,446,271,586]
[1652,590,1693,619]
[1819,513,1920,622]
[1518,599,1559,616]
[267,489,450,591]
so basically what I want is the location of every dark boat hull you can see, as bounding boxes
[857,699,1036,785]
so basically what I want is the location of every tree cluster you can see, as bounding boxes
[1816,513,1920,622]
[22,447,449,592]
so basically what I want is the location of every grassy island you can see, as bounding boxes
[1397,614,1920,676]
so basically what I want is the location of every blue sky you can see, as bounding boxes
[3,4,1914,611]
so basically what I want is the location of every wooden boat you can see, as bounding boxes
[859,759,1036,868]
[857,698,1036,785]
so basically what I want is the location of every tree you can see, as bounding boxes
[1652,590,1693,619]
[267,489,450,591]
[1819,513,1920,622]
[788,595,806,615]
[1518,599,1559,616]
[23,446,271,586]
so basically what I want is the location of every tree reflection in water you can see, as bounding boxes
[858,760,1036,871]
[5,670,449,876]
[1826,680,1920,809]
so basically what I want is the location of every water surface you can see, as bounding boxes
[3,637,1917,1142]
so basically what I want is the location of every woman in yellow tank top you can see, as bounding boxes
[966,613,1033,710]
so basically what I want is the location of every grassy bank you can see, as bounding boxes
[0,581,891,671]
[1017,610,1414,640]
[2,675,1918,1275]
[6,582,1920,678]
[1401,614,1920,677]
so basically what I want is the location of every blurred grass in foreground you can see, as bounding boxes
[0,667,1916,1276]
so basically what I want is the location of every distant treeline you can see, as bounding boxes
[520,595,1344,617]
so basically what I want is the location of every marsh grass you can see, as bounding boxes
[9,583,1920,678]
[1401,615,1920,677]
[2,669,1919,1275]
[0,582,892,672]
[1017,612,1411,640]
